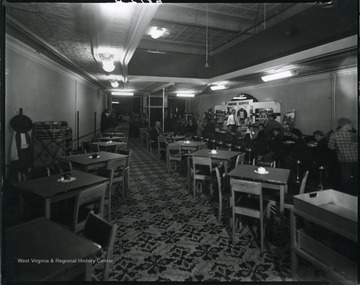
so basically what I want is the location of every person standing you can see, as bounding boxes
[100,109,112,132]
[264,113,283,138]
[328,118,358,195]
[227,109,237,132]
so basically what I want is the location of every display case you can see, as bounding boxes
[290,190,358,284]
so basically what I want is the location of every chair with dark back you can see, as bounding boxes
[72,182,107,233]
[192,156,214,199]
[70,149,87,155]
[90,144,100,153]
[81,141,91,153]
[57,158,73,174]
[230,179,269,251]
[254,160,276,168]
[82,211,118,281]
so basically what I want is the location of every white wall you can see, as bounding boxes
[5,35,106,165]
[190,67,357,135]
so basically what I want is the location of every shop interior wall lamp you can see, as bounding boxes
[261,70,297,82]
[176,93,195,98]
[99,53,115,73]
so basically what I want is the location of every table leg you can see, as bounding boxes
[85,263,93,281]
[45,198,51,219]
[187,156,191,193]
[279,185,285,226]
[224,161,228,174]
[290,211,298,279]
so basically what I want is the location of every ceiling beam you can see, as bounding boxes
[153,5,253,33]
[166,3,256,21]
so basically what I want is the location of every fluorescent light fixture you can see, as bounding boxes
[112,101,119,104]
[112,91,134,96]
[210,85,228,91]
[110,80,119,88]
[261,70,295,82]
[233,95,247,100]
[176,93,195,98]
[147,26,167,39]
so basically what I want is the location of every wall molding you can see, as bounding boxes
[6,34,99,90]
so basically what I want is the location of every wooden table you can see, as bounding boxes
[92,141,127,152]
[97,136,122,142]
[165,135,186,141]
[14,170,108,219]
[5,217,101,282]
[168,140,206,152]
[61,151,127,172]
[187,149,241,192]
[228,164,290,221]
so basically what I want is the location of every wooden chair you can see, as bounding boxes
[57,158,73,174]
[254,159,276,168]
[215,163,231,223]
[167,143,182,173]
[83,211,118,281]
[192,156,214,199]
[157,136,168,160]
[90,144,100,153]
[97,158,128,222]
[266,171,309,214]
[73,182,107,233]
[230,179,269,251]
[235,153,246,168]
[70,149,87,155]
[117,149,132,191]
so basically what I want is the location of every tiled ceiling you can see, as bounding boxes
[5,2,357,97]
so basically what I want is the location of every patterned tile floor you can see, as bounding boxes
[95,138,333,283]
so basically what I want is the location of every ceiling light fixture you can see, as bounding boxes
[112,101,120,104]
[261,70,296,82]
[148,27,167,39]
[99,53,115,73]
[210,85,228,91]
[176,93,195,98]
[112,91,134,96]
[110,80,119,88]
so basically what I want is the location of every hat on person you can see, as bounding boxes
[290,128,302,137]
[337,118,352,128]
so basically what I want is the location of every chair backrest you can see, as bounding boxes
[157,136,168,150]
[168,143,182,158]
[73,182,107,233]
[83,211,118,281]
[215,163,225,193]
[82,141,91,153]
[255,160,276,168]
[235,153,245,168]
[117,149,131,166]
[198,142,207,150]
[230,179,264,213]
[70,149,87,155]
[57,158,73,173]
[192,156,212,176]
[90,144,100,152]
[299,170,309,195]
